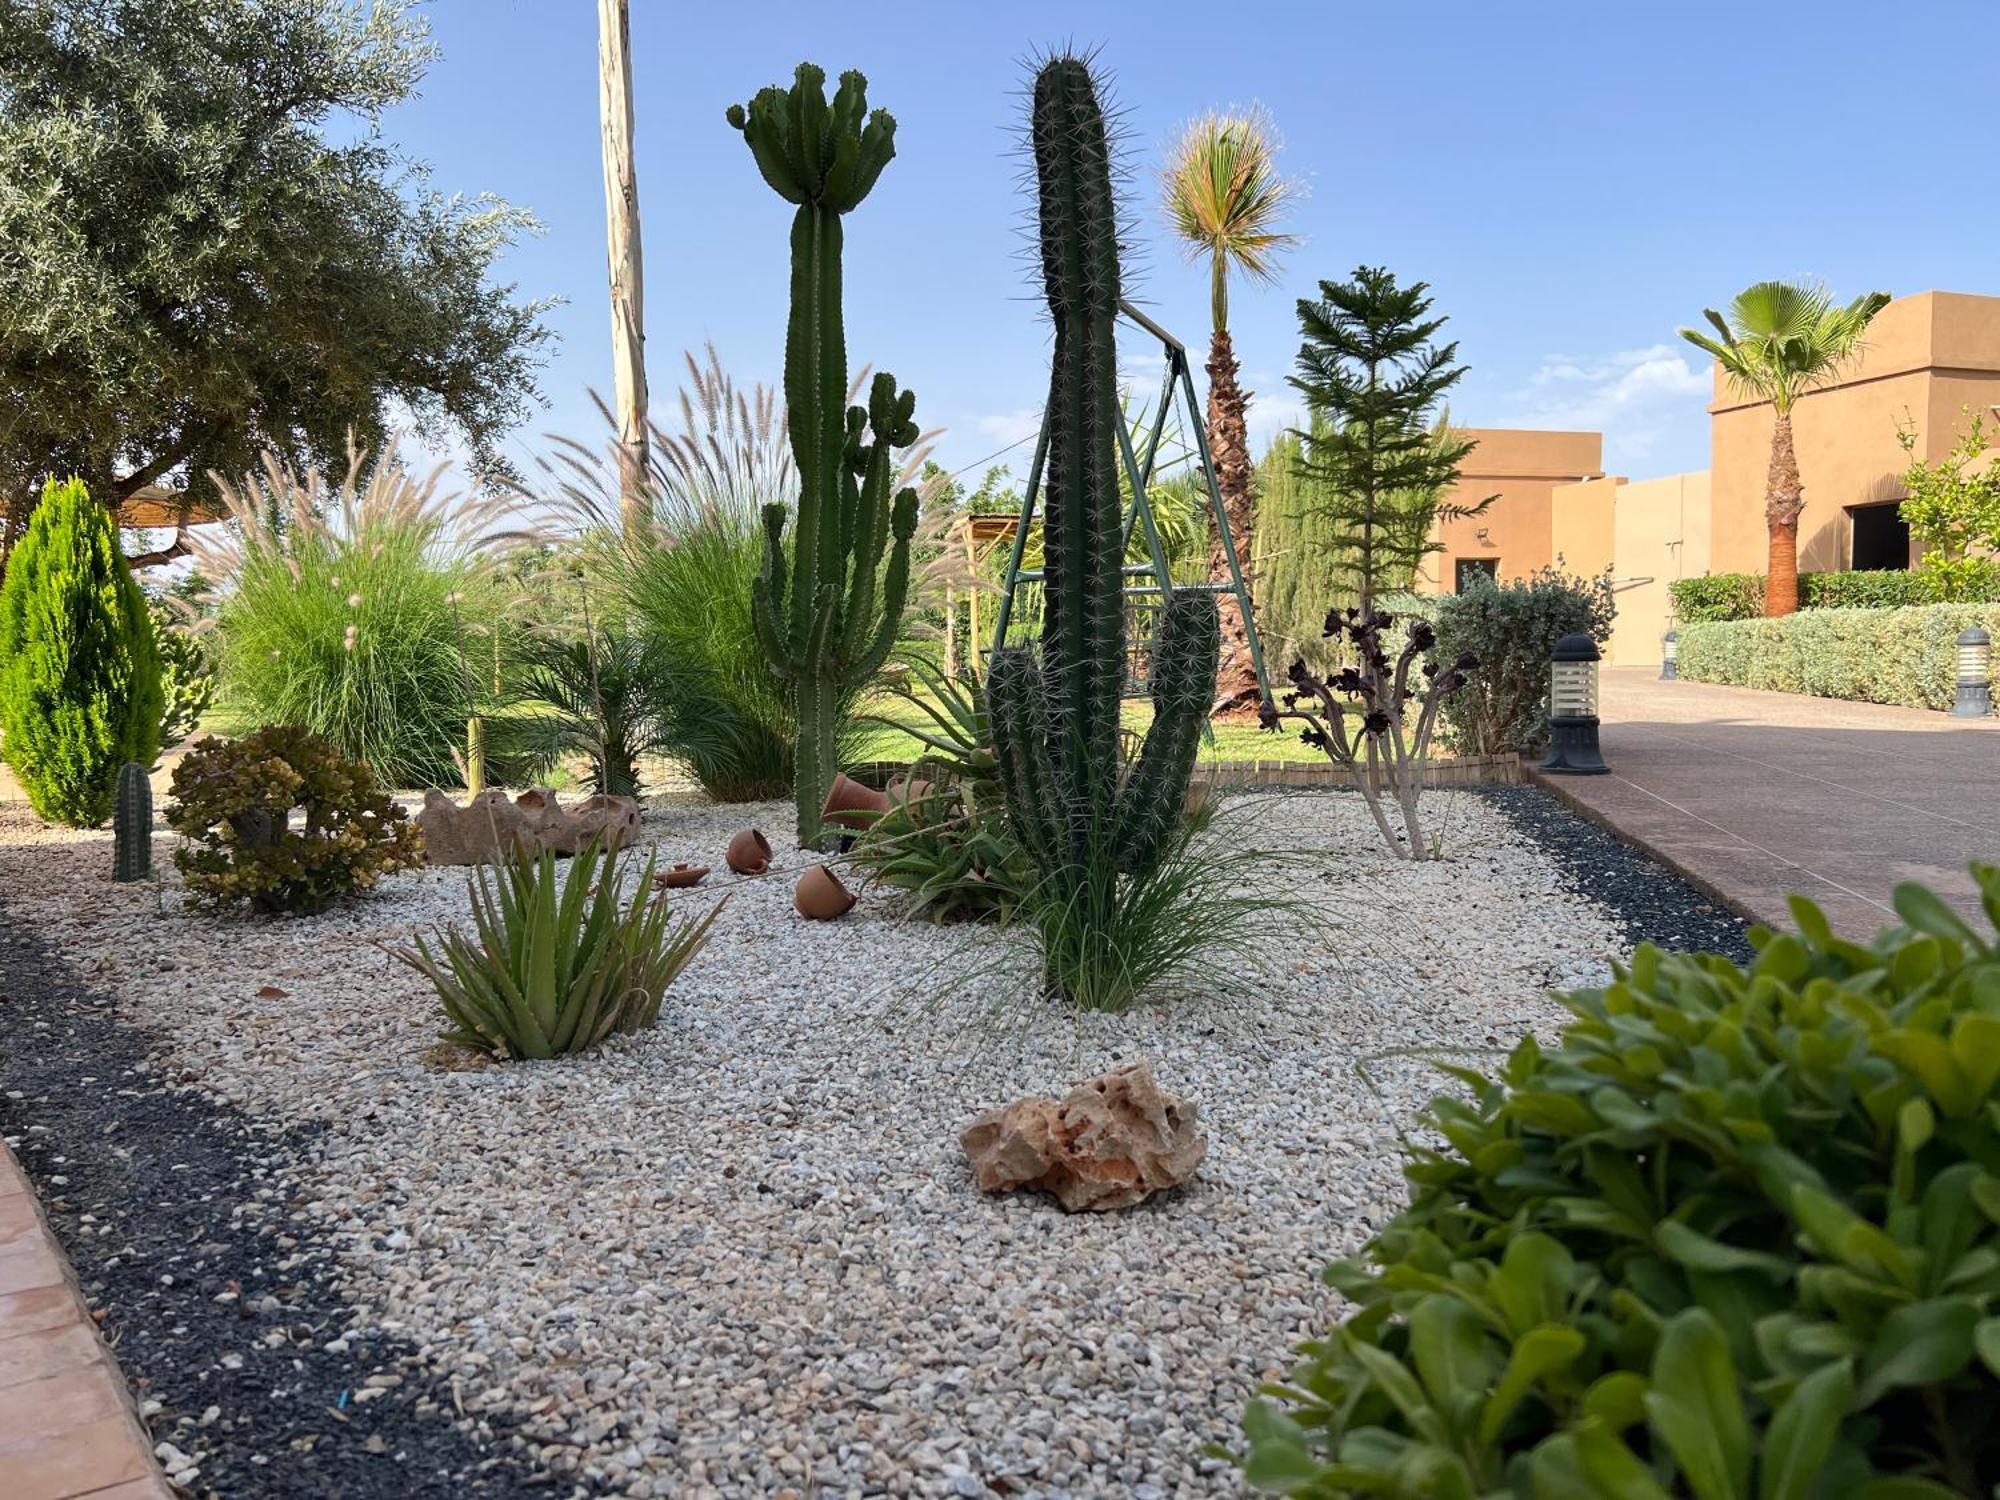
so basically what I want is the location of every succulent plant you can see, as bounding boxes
[983,55,1220,1002]
[111,760,152,882]
[728,63,920,848]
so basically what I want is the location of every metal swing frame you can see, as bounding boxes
[988,299,1273,705]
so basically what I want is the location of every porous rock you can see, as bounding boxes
[418,788,640,865]
[961,1063,1207,1211]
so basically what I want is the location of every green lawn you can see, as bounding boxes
[852,689,1325,766]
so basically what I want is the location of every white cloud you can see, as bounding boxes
[1496,344,1710,471]
[972,407,1043,447]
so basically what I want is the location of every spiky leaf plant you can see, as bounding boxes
[0,476,163,826]
[392,838,723,1061]
[512,624,671,797]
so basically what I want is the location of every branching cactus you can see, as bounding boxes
[728,63,920,847]
[986,55,1221,999]
[112,760,152,882]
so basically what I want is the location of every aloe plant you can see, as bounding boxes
[727,63,920,847]
[392,839,722,1060]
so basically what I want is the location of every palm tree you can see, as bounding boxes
[1678,282,1889,616]
[1161,108,1301,709]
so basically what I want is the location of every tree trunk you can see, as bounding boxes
[597,0,648,533]
[1204,328,1259,711]
[1764,410,1804,616]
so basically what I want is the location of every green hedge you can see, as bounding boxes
[1678,602,2000,710]
[1671,564,2000,623]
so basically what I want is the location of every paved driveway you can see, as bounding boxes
[1531,668,2000,938]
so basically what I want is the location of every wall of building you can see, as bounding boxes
[1708,291,2000,575]
[1612,471,1710,665]
[1416,427,1603,594]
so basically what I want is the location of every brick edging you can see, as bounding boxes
[0,1138,171,1499]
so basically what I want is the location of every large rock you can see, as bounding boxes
[960,1064,1206,1212]
[418,788,641,865]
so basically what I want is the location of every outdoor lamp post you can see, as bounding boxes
[1541,632,1609,775]
[1955,626,1993,718]
[1660,629,1678,681]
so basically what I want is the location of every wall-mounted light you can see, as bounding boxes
[1475,527,1491,543]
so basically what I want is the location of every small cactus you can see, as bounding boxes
[112,761,153,882]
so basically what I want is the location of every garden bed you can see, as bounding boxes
[2,789,1692,1497]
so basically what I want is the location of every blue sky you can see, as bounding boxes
[391,0,2000,489]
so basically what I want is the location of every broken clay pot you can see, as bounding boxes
[725,828,771,875]
[655,862,709,889]
[820,772,892,831]
[794,864,857,920]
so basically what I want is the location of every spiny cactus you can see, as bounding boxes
[986,55,1220,1000]
[112,761,152,882]
[728,63,920,848]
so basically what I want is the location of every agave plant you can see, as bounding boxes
[391,838,722,1060]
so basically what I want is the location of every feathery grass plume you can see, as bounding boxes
[193,446,532,788]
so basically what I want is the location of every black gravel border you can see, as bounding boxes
[1477,783,1757,965]
[0,893,577,1499]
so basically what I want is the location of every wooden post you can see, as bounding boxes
[598,0,648,532]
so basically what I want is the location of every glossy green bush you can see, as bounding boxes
[1242,867,2000,1497]
[149,598,215,747]
[1678,603,2000,710]
[1669,568,2000,625]
[1669,572,1764,623]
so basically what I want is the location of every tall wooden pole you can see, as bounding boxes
[597,0,648,531]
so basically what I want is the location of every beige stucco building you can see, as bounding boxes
[1420,289,2000,664]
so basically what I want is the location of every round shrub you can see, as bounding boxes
[149,598,216,747]
[1431,566,1614,756]
[0,475,162,826]
[167,725,421,914]
[1241,867,2000,1495]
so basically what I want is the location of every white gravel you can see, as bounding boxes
[0,789,1627,1498]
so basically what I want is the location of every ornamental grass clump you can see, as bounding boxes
[0,476,162,826]
[392,838,723,1061]
[168,725,420,913]
[195,450,525,789]
[1240,865,2000,1496]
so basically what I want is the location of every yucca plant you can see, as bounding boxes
[391,838,723,1060]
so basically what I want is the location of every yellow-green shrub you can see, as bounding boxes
[1679,603,2000,710]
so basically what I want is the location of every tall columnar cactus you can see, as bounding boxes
[987,55,1221,983]
[728,63,920,848]
[112,761,153,882]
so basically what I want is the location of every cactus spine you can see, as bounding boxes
[112,760,152,882]
[986,56,1220,1000]
[728,63,920,848]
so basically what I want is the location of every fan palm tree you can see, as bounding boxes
[1161,108,1300,709]
[1678,281,1889,616]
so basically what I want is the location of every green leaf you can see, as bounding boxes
[1406,1295,1500,1409]
[1975,1317,2000,1377]
[1892,882,1981,949]
[1853,1482,1973,1500]
[1643,1309,1751,1500]
[1573,1417,1675,1500]
[1874,1029,1975,1117]
[1895,1095,1934,1155]
[1758,1358,1852,1500]
[1478,1324,1586,1445]
[1656,1220,1792,1282]
[1855,1297,1979,1407]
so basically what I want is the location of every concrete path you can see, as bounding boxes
[1529,667,2000,938]
[0,1142,169,1500]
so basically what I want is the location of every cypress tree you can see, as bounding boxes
[0,477,163,826]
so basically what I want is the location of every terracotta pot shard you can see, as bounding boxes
[820,772,892,831]
[655,862,709,889]
[794,864,856,920]
[725,828,771,875]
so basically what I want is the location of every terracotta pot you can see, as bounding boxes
[888,775,935,806]
[820,772,891,830]
[725,828,771,875]
[794,864,857,920]
[655,862,709,889]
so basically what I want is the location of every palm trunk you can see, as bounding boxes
[597,0,648,534]
[1204,328,1259,711]
[1764,410,1803,616]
